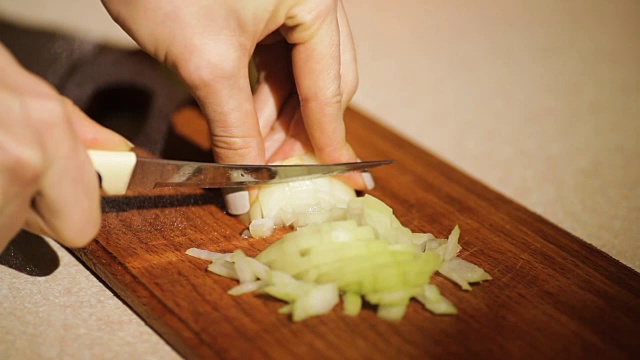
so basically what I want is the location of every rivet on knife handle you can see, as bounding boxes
[87,150,137,195]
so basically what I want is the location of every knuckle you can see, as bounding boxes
[300,89,343,109]
[0,94,69,189]
[210,133,261,163]
[317,139,348,157]
[1,145,44,186]
[286,0,337,41]
[176,49,245,94]
[295,0,337,22]
[36,98,66,131]
[20,94,68,133]
[15,157,42,185]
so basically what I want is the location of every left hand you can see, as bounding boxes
[101,0,362,177]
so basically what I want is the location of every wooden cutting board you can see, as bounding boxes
[72,108,640,360]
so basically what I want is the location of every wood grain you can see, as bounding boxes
[73,108,640,360]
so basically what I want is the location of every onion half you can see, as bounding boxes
[247,154,356,237]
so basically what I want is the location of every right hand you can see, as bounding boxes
[0,43,132,252]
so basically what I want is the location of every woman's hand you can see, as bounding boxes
[0,43,132,251]
[102,0,370,213]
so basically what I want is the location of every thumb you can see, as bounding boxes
[64,98,134,151]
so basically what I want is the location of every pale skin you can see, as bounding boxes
[0,43,132,251]
[0,0,367,252]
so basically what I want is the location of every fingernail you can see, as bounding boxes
[223,188,250,215]
[124,138,135,149]
[356,158,376,190]
[362,171,376,190]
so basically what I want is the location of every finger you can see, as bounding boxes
[22,98,102,248]
[179,45,264,165]
[264,95,299,160]
[0,183,33,252]
[335,1,372,190]
[266,100,312,162]
[284,1,366,189]
[266,120,312,162]
[253,41,294,138]
[65,98,134,150]
[337,0,358,107]
[174,41,264,214]
[285,1,352,162]
[265,103,373,190]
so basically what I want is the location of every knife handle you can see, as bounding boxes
[86,150,137,195]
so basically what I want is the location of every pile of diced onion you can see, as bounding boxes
[187,155,491,322]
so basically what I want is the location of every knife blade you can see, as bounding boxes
[87,150,393,195]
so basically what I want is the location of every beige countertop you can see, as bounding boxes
[1,0,638,359]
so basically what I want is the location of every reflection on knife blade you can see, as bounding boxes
[133,157,393,189]
[87,150,393,195]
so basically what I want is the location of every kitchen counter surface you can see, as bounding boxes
[1,1,638,359]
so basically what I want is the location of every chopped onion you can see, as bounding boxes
[415,284,458,315]
[228,280,266,296]
[342,292,362,316]
[249,218,275,238]
[443,225,461,260]
[185,248,230,262]
[430,225,492,290]
[188,157,492,322]
[263,280,313,303]
[439,256,493,291]
[207,260,238,280]
[376,302,410,322]
[292,282,340,322]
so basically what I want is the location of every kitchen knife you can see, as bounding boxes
[87,150,393,195]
